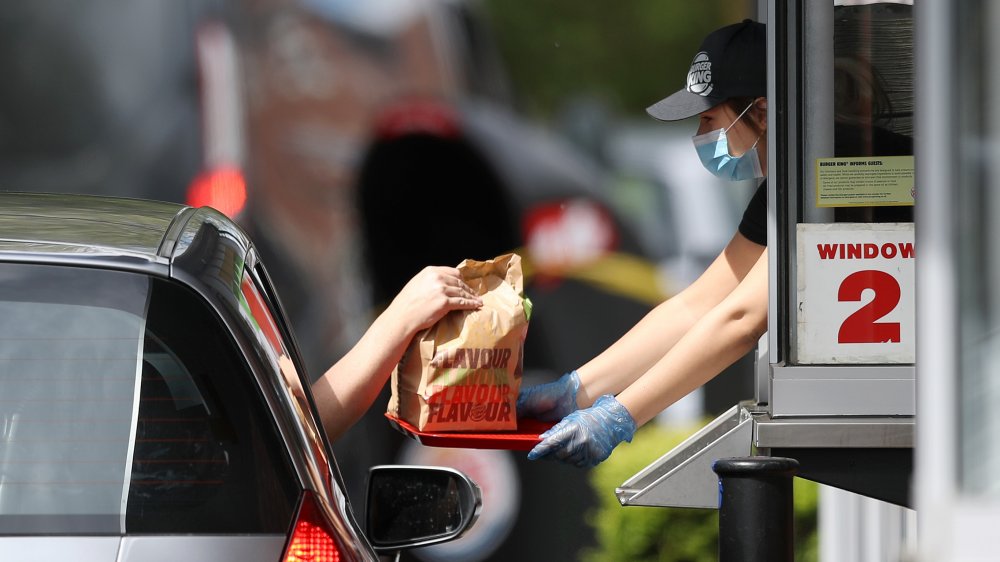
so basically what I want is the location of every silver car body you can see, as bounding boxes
[0,193,377,561]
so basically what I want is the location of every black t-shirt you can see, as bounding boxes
[738,181,767,246]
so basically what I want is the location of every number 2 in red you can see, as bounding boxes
[838,270,901,344]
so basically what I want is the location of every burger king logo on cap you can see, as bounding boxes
[686,52,713,96]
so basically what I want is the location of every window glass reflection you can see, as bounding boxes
[832,1,914,223]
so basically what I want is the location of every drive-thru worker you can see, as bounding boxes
[519,20,771,467]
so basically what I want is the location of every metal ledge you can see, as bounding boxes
[754,414,913,448]
[770,365,916,416]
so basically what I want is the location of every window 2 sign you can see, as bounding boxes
[796,223,915,364]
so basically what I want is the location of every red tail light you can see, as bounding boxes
[282,491,344,562]
[186,166,248,218]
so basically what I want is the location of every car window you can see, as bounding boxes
[0,265,148,534]
[131,276,298,533]
[0,264,297,535]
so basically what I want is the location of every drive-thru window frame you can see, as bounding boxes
[759,0,915,506]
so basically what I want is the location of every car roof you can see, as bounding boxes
[0,192,184,256]
[0,192,249,264]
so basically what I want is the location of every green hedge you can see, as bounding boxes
[583,422,819,562]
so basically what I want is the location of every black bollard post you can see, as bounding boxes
[712,456,799,562]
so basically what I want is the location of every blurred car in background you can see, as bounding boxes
[0,192,480,561]
[349,96,664,562]
[358,97,660,373]
[602,122,748,289]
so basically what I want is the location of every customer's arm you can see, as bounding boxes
[311,266,481,441]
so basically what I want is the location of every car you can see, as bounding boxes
[0,192,481,561]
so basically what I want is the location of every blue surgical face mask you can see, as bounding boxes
[692,102,764,181]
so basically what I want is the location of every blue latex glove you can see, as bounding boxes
[527,394,637,468]
[517,370,580,421]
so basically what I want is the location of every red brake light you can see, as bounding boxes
[186,166,248,218]
[282,491,344,562]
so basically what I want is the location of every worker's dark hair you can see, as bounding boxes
[724,96,766,137]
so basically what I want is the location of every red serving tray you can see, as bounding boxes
[385,413,554,451]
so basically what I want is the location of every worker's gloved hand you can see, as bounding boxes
[527,394,636,468]
[516,370,580,421]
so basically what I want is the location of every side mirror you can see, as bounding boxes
[365,465,482,554]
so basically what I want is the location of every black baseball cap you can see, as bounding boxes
[646,19,766,122]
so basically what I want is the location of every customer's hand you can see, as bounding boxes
[517,370,580,421]
[527,394,636,468]
[387,266,482,336]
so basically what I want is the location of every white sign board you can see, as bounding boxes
[796,223,915,364]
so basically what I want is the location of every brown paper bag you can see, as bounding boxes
[388,253,530,432]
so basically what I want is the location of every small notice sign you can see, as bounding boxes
[815,156,915,207]
[796,223,915,364]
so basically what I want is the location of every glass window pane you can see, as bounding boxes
[0,264,299,534]
[832,1,914,223]
[0,265,147,533]
[128,277,298,533]
[790,2,917,366]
